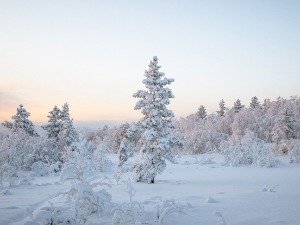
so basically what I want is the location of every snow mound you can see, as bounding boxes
[205,197,218,203]
[0,189,12,196]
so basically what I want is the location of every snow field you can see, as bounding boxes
[1,154,300,225]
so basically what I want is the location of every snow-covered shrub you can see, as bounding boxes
[49,161,62,174]
[273,139,300,163]
[272,139,290,155]
[0,189,12,196]
[112,170,123,185]
[155,199,187,225]
[60,164,82,183]
[112,179,188,225]
[193,155,215,165]
[62,182,112,223]
[0,127,54,185]
[31,203,78,225]
[112,179,144,225]
[31,161,49,177]
[94,143,112,172]
[289,139,300,163]
[59,138,113,223]
[221,132,276,167]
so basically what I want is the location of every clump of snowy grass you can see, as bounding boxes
[261,184,279,192]
[215,212,227,225]
[155,199,187,225]
[112,179,188,225]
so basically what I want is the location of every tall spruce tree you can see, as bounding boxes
[42,103,78,148]
[2,104,38,136]
[233,99,244,113]
[133,56,182,183]
[217,99,226,116]
[250,96,260,109]
[60,103,79,147]
[42,105,62,141]
[196,105,207,120]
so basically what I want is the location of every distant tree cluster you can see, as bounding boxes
[175,96,300,165]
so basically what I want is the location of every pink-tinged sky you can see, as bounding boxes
[1,1,300,125]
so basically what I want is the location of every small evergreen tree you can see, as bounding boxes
[94,143,112,172]
[2,104,38,136]
[117,124,137,168]
[272,108,296,145]
[217,99,226,116]
[250,96,260,109]
[233,99,244,113]
[59,103,79,147]
[112,122,130,153]
[42,105,62,141]
[196,105,207,120]
[133,56,182,183]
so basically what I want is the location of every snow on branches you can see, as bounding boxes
[133,56,182,183]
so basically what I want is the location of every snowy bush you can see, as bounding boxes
[49,161,62,174]
[112,179,144,225]
[112,179,188,225]
[273,139,300,163]
[31,161,49,177]
[62,182,112,223]
[31,203,78,225]
[59,138,113,223]
[94,143,112,172]
[155,199,187,225]
[221,132,277,167]
[60,164,82,183]
[289,139,300,163]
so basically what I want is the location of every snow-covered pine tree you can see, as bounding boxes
[112,122,130,153]
[196,105,207,120]
[94,143,112,172]
[59,103,79,147]
[133,56,182,183]
[42,105,62,141]
[217,99,226,117]
[272,108,296,145]
[250,96,260,109]
[233,99,244,113]
[2,104,38,136]
[117,124,138,169]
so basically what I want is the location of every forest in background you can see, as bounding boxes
[1,95,300,184]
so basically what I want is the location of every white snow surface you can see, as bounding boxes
[1,154,300,225]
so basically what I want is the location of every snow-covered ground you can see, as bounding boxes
[1,154,300,225]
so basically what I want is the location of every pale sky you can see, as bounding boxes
[1,0,300,125]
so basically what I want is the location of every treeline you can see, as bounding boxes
[174,96,300,165]
[1,95,300,186]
